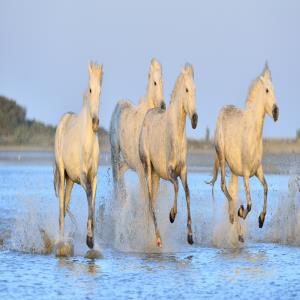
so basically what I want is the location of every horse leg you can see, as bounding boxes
[169,168,179,224]
[180,167,194,245]
[90,176,97,242]
[256,165,268,228]
[238,172,252,220]
[151,171,160,205]
[58,168,65,239]
[81,174,94,249]
[64,176,74,217]
[229,174,243,242]
[145,161,161,247]
[218,152,234,224]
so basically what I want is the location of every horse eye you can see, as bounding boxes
[90,88,92,93]
[266,88,269,93]
[186,88,189,93]
[154,81,157,86]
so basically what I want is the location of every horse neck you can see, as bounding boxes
[138,96,152,111]
[168,92,187,139]
[79,93,95,139]
[144,86,154,109]
[245,90,266,140]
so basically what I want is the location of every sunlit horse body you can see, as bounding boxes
[110,59,165,196]
[54,63,103,256]
[139,64,198,247]
[207,63,279,242]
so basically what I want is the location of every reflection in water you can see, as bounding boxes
[58,257,100,276]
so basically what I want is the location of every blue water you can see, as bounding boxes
[0,154,300,299]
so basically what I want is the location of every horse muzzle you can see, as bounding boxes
[272,104,279,122]
[191,112,198,129]
[159,100,166,110]
[92,116,99,132]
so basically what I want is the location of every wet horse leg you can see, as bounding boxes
[180,166,194,245]
[151,171,160,205]
[58,167,65,239]
[238,172,252,220]
[218,151,234,224]
[229,174,244,242]
[144,161,161,247]
[81,174,94,249]
[90,175,97,242]
[256,165,268,228]
[169,168,179,224]
[64,176,74,217]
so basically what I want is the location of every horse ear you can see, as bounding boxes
[183,64,194,78]
[150,58,161,72]
[262,61,271,80]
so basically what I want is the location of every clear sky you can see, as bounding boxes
[0,0,299,138]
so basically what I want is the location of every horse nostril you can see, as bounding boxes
[160,101,166,110]
[272,105,279,122]
[191,113,198,129]
[92,117,99,125]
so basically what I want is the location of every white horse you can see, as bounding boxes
[139,64,198,247]
[109,58,165,196]
[54,62,103,256]
[207,63,279,242]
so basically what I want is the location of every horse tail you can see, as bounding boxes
[205,155,219,201]
[109,102,122,185]
[53,162,61,197]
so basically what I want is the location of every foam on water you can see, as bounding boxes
[264,175,300,245]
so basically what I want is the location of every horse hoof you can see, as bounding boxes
[86,236,94,249]
[238,235,244,243]
[238,205,244,218]
[187,234,194,245]
[55,241,74,257]
[258,214,265,228]
[169,209,176,223]
[156,237,162,248]
[85,249,103,259]
[247,203,252,212]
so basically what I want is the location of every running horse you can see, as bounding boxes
[54,62,103,256]
[139,64,198,247]
[207,63,279,242]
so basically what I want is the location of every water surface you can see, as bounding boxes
[0,152,300,299]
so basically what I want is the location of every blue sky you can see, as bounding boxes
[0,0,299,138]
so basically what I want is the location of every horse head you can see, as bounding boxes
[88,62,103,132]
[181,64,198,129]
[259,62,279,122]
[147,58,165,110]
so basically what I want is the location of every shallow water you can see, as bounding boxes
[0,154,300,299]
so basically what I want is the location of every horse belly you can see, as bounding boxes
[225,152,243,176]
[63,150,81,182]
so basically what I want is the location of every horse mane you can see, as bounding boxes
[170,72,184,104]
[170,64,193,104]
[246,63,271,106]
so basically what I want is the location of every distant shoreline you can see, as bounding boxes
[0,147,299,175]
[1,138,300,155]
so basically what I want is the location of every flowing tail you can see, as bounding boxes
[205,155,219,201]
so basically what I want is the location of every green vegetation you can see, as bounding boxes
[0,95,108,148]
